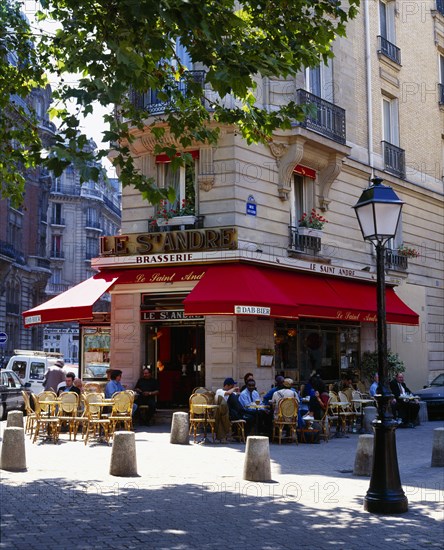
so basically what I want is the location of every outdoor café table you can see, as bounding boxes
[352,398,375,433]
[329,401,351,438]
[246,403,271,435]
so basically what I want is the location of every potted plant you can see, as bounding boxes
[360,350,406,385]
[150,199,196,228]
[298,208,327,237]
[397,243,420,258]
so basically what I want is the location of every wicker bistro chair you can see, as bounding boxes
[272,397,299,445]
[109,391,134,433]
[189,392,216,443]
[338,391,357,431]
[83,395,111,445]
[33,397,61,444]
[58,392,80,440]
[22,390,37,436]
[37,390,58,417]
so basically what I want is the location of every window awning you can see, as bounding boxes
[22,272,119,327]
[22,266,208,327]
[183,264,419,325]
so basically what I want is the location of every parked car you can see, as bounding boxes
[0,370,26,420]
[6,349,65,394]
[415,373,444,420]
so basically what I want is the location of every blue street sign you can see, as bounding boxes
[246,195,257,216]
[0,332,7,346]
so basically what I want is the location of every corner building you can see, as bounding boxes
[23,1,444,403]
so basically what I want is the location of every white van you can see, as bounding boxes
[5,350,68,394]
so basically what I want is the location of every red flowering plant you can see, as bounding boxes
[397,244,420,258]
[298,208,328,230]
[149,199,195,226]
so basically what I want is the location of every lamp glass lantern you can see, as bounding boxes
[353,177,404,245]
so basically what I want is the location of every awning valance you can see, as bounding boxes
[183,264,419,326]
[22,272,119,327]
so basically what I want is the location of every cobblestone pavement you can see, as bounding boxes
[1,418,443,549]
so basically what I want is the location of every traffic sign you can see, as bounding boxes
[0,332,7,346]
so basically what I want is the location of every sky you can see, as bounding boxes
[23,1,116,177]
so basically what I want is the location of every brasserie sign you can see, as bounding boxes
[100,227,237,256]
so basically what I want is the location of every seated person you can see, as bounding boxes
[239,372,254,392]
[271,378,299,419]
[262,375,285,405]
[239,379,271,436]
[105,369,137,414]
[369,374,379,397]
[134,368,159,425]
[216,378,254,436]
[57,372,81,397]
[389,373,419,427]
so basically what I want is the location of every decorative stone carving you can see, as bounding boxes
[269,137,306,201]
[318,153,344,211]
[198,175,215,192]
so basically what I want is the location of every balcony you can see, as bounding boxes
[377,36,401,65]
[50,217,66,226]
[288,226,322,254]
[0,241,25,265]
[382,141,405,179]
[50,250,65,260]
[439,83,444,105]
[85,219,102,231]
[296,90,346,145]
[46,283,71,294]
[437,0,444,16]
[385,249,408,271]
[6,303,20,315]
[130,71,207,115]
[148,215,205,233]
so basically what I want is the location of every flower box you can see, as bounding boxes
[156,215,196,227]
[297,227,323,239]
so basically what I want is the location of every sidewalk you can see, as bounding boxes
[1,418,443,549]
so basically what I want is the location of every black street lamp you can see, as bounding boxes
[353,176,408,514]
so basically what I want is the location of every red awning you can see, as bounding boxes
[183,264,299,319]
[22,266,208,327]
[184,264,419,325]
[22,272,119,327]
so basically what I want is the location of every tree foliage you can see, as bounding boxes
[1,0,360,207]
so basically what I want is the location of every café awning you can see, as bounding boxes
[22,272,119,327]
[183,264,419,325]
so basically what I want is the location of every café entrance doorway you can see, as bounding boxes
[145,323,205,407]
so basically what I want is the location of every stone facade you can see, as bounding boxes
[107,1,443,394]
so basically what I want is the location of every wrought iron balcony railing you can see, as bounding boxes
[288,226,322,254]
[439,83,444,105]
[85,219,102,230]
[147,215,205,233]
[46,283,71,295]
[377,36,401,65]
[382,141,406,179]
[296,89,346,145]
[50,250,65,259]
[51,217,65,226]
[130,71,207,115]
[385,249,408,271]
[0,240,25,264]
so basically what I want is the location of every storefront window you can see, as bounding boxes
[274,322,360,384]
[81,327,111,380]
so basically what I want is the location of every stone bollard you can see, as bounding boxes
[431,427,444,467]
[110,431,138,477]
[1,427,26,472]
[243,436,271,482]
[6,410,24,428]
[170,412,190,445]
[363,406,377,433]
[353,434,374,476]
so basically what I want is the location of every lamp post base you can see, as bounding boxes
[364,419,408,514]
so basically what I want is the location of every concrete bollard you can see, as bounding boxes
[110,431,138,477]
[243,436,272,482]
[6,410,24,429]
[170,412,190,445]
[363,406,377,433]
[353,434,374,476]
[1,427,27,471]
[431,427,444,467]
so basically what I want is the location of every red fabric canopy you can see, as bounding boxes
[22,272,119,327]
[184,264,419,325]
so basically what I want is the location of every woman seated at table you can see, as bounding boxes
[306,380,329,426]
